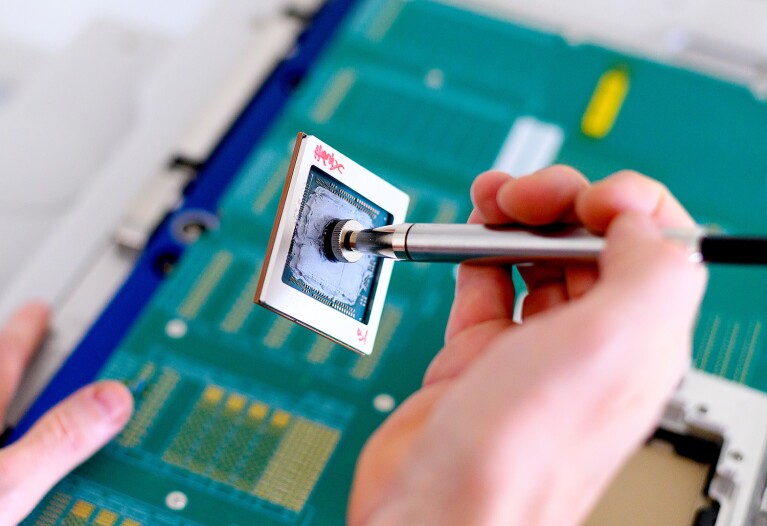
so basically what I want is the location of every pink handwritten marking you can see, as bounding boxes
[314,144,345,174]
[357,328,368,344]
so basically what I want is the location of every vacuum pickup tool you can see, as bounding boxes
[323,219,767,266]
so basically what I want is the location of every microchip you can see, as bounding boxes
[282,166,392,323]
[255,134,409,355]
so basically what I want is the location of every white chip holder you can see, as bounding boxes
[255,133,410,355]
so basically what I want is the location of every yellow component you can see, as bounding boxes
[203,385,225,404]
[220,266,262,333]
[351,307,402,379]
[178,250,233,319]
[70,500,96,520]
[226,393,247,413]
[581,68,630,139]
[249,402,270,420]
[311,69,356,123]
[94,509,119,526]
[254,418,341,512]
[263,318,293,349]
[271,410,292,428]
[120,520,142,526]
[307,337,334,364]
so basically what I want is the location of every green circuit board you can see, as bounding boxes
[24,0,767,524]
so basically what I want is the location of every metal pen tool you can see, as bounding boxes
[323,219,767,266]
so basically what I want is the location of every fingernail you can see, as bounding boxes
[92,383,131,421]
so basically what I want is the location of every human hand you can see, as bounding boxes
[349,167,707,526]
[0,302,133,525]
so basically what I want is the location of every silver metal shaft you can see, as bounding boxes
[325,220,705,265]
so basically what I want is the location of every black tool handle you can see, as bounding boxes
[701,236,767,265]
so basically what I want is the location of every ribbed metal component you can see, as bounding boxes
[323,219,363,263]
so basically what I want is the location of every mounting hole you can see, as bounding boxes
[165,319,188,339]
[165,491,188,511]
[425,68,445,89]
[171,210,219,245]
[696,404,709,415]
[730,451,744,462]
[153,252,179,277]
[373,393,395,413]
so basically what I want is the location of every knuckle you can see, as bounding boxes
[45,410,85,454]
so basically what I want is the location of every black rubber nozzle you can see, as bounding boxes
[701,236,767,265]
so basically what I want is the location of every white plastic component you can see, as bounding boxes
[672,370,767,525]
[0,22,165,294]
[0,0,292,321]
[174,15,301,162]
[493,116,564,178]
[115,165,194,251]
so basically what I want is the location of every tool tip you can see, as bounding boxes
[323,219,363,263]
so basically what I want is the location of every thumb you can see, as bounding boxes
[593,212,708,375]
[599,211,707,315]
[0,381,133,524]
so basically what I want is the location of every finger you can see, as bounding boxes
[0,302,50,422]
[575,170,695,233]
[445,209,516,342]
[470,171,513,223]
[0,381,133,523]
[426,319,514,386]
[594,212,708,360]
[445,263,516,342]
[565,267,599,300]
[495,165,589,226]
[518,265,564,291]
[522,282,569,318]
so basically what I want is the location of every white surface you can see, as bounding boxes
[0,22,164,294]
[0,0,215,53]
[2,0,299,425]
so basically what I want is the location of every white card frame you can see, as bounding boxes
[255,133,409,355]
